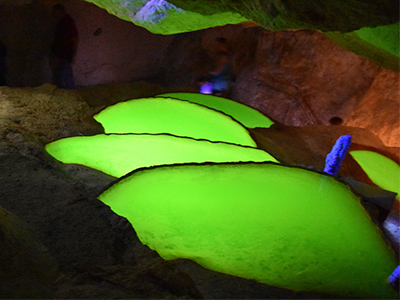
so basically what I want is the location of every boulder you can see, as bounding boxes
[0,206,59,298]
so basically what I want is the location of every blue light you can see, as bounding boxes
[131,0,182,24]
[324,134,352,176]
[389,265,400,287]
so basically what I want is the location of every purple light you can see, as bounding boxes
[200,82,213,94]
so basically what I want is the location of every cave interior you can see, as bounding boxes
[0,0,399,299]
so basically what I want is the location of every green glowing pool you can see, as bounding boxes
[93,97,257,147]
[158,92,274,128]
[98,162,397,299]
[46,134,278,177]
[350,150,400,198]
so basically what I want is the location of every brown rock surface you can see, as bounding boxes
[0,0,174,87]
[249,123,399,177]
[0,84,101,142]
[161,25,399,148]
[231,29,374,124]
[346,69,400,147]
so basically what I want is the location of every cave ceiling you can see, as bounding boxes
[0,0,398,70]
[80,0,399,71]
[67,0,399,33]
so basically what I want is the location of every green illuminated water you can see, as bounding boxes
[99,162,397,299]
[46,134,278,177]
[93,97,257,147]
[350,150,400,198]
[158,92,274,128]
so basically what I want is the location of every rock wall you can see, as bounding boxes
[80,0,399,33]
[70,0,174,86]
[231,29,381,125]
[0,1,397,148]
[346,70,400,147]
[0,0,173,87]
[161,24,399,147]
[0,2,53,86]
[229,29,399,147]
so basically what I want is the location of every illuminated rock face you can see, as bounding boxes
[84,0,247,34]
[350,150,400,198]
[93,97,257,147]
[46,133,277,177]
[344,69,400,147]
[227,29,399,146]
[1,1,397,142]
[44,91,398,298]
[98,162,398,299]
[81,0,398,70]
[82,0,398,33]
[325,23,400,72]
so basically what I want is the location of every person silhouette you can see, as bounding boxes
[51,4,78,89]
[209,37,234,97]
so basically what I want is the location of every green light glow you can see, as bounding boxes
[84,0,247,35]
[355,23,400,59]
[158,92,274,128]
[99,162,397,299]
[350,150,400,198]
[93,97,257,147]
[45,134,278,177]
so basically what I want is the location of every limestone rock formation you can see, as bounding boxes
[83,0,247,34]
[1,84,397,298]
[169,0,398,32]
[0,84,101,142]
[0,1,398,297]
[249,124,398,183]
[79,0,399,70]
[80,0,399,33]
[161,25,399,147]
